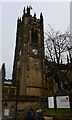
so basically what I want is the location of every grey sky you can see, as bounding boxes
[2,2,70,79]
[0,3,2,71]
[70,1,72,33]
[70,1,72,57]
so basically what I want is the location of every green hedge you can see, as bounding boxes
[44,108,72,116]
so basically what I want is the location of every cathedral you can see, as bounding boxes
[1,6,72,117]
[12,6,45,97]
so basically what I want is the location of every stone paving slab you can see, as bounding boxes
[44,117,53,120]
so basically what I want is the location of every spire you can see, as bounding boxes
[40,12,43,29]
[40,12,43,20]
[17,17,21,24]
[17,17,19,22]
[23,7,25,15]
[27,5,30,15]
[34,13,36,20]
[29,5,32,10]
[27,5,32,16]
[1,63,5,82]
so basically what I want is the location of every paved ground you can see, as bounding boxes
[2,116,72,120]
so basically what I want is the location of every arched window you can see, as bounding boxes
[35,29,38,43]
[31,29,38,43]
[31,28,34,43]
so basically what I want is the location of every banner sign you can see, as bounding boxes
[4,109,9,116]
[56,96,70,108]
[48,97,54,108]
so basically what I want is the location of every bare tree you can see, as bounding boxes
[45,26,72,91]
[67,46,72,63]
[45,25,71,65]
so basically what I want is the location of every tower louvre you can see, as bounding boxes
[12,6,45,97]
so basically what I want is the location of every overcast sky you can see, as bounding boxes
[1,1,71,79]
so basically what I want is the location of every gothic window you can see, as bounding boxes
[35,29,38,43]
[31,29,38,43]
[31,28,34,43]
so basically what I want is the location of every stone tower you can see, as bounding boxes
[12,6,45,97]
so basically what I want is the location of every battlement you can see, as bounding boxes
[17,6,43,27]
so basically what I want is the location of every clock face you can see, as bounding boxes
[32,49,38,55]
